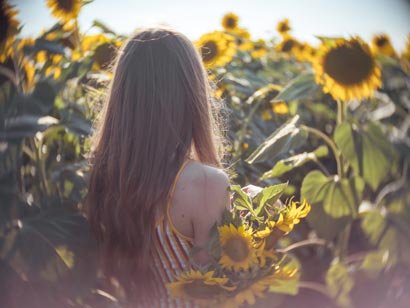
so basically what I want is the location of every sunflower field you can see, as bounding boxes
[1,1,410,307]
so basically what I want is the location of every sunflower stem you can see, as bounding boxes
[336,223,351,260]
[298,281,332,299]
[336,100,346,178]
[337,100,346,124]
[277,238,331,253]
[300,125,342,177]
[335,100,350,259]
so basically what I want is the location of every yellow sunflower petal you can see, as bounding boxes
[47,0,81,22]
[218,224,258,271]
[0,2,20,62]
[313,37,382,102]
[222,12,239,31]
[195,31,237,68]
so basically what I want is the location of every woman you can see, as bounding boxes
[84,26,231,307]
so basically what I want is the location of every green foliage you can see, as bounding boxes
[272,73,318,102]
[334,121,398,191]
[1,5,410,308]
[301,170,364,240]
[326,262,354,307]
[245,115,306,164]
[261,145,328,179]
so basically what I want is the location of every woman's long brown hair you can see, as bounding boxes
[84,26,228,301]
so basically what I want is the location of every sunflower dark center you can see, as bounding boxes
[183,280,222,299]
[223,236,249,262]
[201,41,218,62]
[226,18,237,29]
[57,0,75,12]
[323,42,374,85]
[0,9,10,44]
[281,39,295,52]
[376,37,387,47]
[93,42,117,69]
[279,24,290,32]
[264,89,279,101]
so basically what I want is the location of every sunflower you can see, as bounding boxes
[254,216,282,239]
[231,27,253,51]
[92,42,118,71]
[195,31,236,68]
[45,65,62,79]
[276,18,291,36]
[276,36,298,54]
[0,2,20,62]
[371,34,396,57]
[81,33,110,52]
[305,45,318,62]
[20,59,36,92]
[222,278,267,308]
[218,224,258,271]
[251,39,268,58]
[275,199,311,234]
[292,42,316,62]
[222,12,239,31]
[47,0,81,22]
[36,50,48,63]
[221,270,291,308]
[271,101,289,114]
[313,37,382,102]
[167,270,235,305]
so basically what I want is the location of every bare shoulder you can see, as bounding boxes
[169,160,231,242]
[174,160,231,213]
[183,160,230,197]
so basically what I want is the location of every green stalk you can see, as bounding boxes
[300,125,342,177]
[30,138,50,198]
[336,100,346,178]
[336,100,350,260]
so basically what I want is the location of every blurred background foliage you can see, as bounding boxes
[1,0,409,307]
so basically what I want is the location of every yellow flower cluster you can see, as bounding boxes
[168,184,310,307]
[255,199,311,238]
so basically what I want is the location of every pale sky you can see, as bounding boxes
[10,0,410,50]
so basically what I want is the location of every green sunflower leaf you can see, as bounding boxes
[301,170,364,240]
[261,145,329,180]
[334,121,397,191]
[246,115,306,164]
[326,262,354,308]
[253,183,288,216]
[272,73,318,103]
[229,185,253,214]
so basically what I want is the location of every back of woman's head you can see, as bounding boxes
[84,26,227,298]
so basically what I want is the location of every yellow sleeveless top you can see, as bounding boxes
[143,158,198,307]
